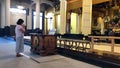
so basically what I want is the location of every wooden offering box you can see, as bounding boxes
[30,33,57,56]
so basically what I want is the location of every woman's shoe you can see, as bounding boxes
[16,53,23,57]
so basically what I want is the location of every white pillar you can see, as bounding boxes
[66,12,71,33]
[81,0,92,35]
[35,0,40,28]
[76,14,80,34]
[5,0,10,26]
[1,0,6,28]
[79,14,82,33]
[53,8,56,29]
[97,16,104,34]
[27,6,32,29]
[0,3,1,28]
[60,0,67,34]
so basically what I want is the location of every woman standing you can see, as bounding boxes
[15,19,25,57]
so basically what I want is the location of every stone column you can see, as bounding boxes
[60,0,67,34]
[81,0,92,35]
[66,12,71,33]
[53,8,56,29]
[1,0,6,28]
[0,3,2,28]
[76,14,81,34]
[79,14,82,33]
[1,0,10,27]
[1,0,11,36]
[5,0,10,26]
[35,0,40,28]
[27,6,32,29]
[97,16,104,34]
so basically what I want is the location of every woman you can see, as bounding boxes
[15,19,25,57]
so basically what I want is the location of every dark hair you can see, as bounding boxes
[16,19,24,25]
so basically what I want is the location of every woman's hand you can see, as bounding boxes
[22,24,25,28]
[21,24,25,33]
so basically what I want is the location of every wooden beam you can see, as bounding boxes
[67,0,82,11]
[92,0,109,4]
[67,0,78,4]
[67,0,109,11]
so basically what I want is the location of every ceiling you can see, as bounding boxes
[9,0,60,11]
[11,0,33,4]
[11,0,60,5]
[1,0,120,11]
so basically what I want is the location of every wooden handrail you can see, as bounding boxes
[89,36,120,52]
[89,36,120,39]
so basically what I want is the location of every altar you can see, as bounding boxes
[30,33,57,56]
